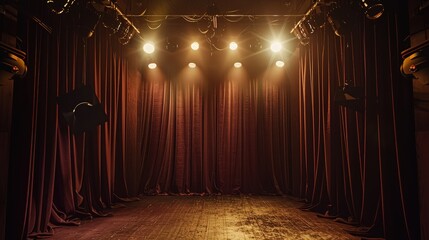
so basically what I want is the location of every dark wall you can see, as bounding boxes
[0,1,18,239]
[405,0,429,239]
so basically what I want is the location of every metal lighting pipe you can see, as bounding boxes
[97,0,141,35]
[290,0,322,34]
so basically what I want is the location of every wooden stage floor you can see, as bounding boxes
[52,195,360,240]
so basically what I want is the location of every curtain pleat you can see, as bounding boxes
[134,69,293,195]
[5,1,420,240]
[296,2,420,239]
[6,3,131,238]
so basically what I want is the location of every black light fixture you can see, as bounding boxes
[115,17,135,45]
[0,42,27,80]
[46,0,76,14]
[57,85,108,134]
[291,0,384,43]
[334,83,364,111]
[74,2,101,38]
[290,1,328,45]
[101,6,121,34]
[401,43,429,85]
[47,0,141,44]
[292,21,311,45]
[359,0,384,20]
[326,3,353,37]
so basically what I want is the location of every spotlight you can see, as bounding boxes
[101,6,121,34]
[327,4,352,37]
[56,85,108,134]
[0,44,27,80]
[75,2,101,38]
[229,41,238,51]
[148,63,157,69]
[401,49,429,85]
[359,0,384,20]
[292,22,312,45]
[334,83,364,111]
[116,17,135,45]
[143,42,155,54]
[270,41,282,53]
[307,11,326,30]
[290,2,325,45]
[47,0,76,14]
[275,60,285,68]
[188,62,196,68]
[234,62,242,68]
[191,42,199,50]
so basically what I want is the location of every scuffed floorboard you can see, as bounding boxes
[52,195,360,240]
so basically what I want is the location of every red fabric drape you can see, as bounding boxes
[132,66,295,195]
[6,3,130,239]
[5,1,420,240]
[295,1,419,239]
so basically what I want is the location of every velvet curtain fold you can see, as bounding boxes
[5,1,420,239]
[296,2,419,239]
[6,3,130,238]
[133,67,295,195]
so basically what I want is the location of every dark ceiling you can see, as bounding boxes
[118,0,312,16]
[113,0,313,40]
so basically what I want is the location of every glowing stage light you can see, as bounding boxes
[270,41,282,53]
[148,63,157,69]
[234,62,242,68]
[188,62,197,68]
[143,42,155,54]
[275,60,285,68]
[191,42,199,50]
[229,41,238,51]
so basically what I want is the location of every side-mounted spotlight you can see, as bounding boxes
[334,83,364,111]
[0,42,27,80]
[401,42,429,85]
[57,85,108,134]
[291,0,384,44]
[116,17,135,45]
[47,0,140,44]
[290,1,327,45]
[74,1,101,38]
[46,0,76,14]
[292,24,311,45]
[101,6,122,34]
[359,0,384,20]
[100,6,134,44]
[327,3,353,37]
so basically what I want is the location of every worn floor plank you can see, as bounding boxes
[52,195,360,240]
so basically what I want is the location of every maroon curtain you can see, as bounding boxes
[6,2,130,239]
[130,64,295,195]
[5,1,420,240]
[295,1,419,239]
[125,1,420,240]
